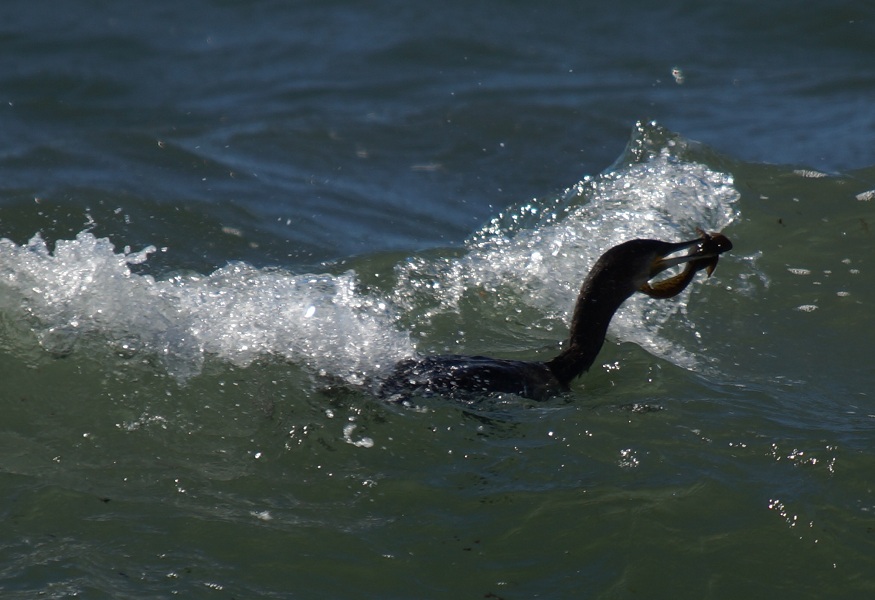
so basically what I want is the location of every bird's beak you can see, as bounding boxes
[650,238,704,277]
[643,230,733,298]
[650,230,733,277]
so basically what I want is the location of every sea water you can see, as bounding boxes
[2,2,874,598]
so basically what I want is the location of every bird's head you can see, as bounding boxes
[590,231,732,300]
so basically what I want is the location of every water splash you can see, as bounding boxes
[0,124,740,384]
[393,123,740,367]
[0,232,413,382]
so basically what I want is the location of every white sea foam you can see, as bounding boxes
[0,141,739,383]
[0,232,413,382]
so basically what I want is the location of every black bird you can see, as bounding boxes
[380,231,732,401]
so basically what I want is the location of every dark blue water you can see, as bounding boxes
[2,1,874,598]
[4,1,873,260]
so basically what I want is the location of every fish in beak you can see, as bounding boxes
[641,230,733,299]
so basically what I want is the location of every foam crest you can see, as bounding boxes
[0,232,412,381]
[0,127,741,383]
[172,264,412,382]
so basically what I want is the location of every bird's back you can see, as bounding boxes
[379,354,565,402]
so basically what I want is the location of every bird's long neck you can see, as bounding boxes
[546,263,636,386]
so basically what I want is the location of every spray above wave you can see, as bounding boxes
[393,123,739,366]
[0,124,740,386]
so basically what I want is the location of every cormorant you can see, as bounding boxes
[380,231,731,401]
